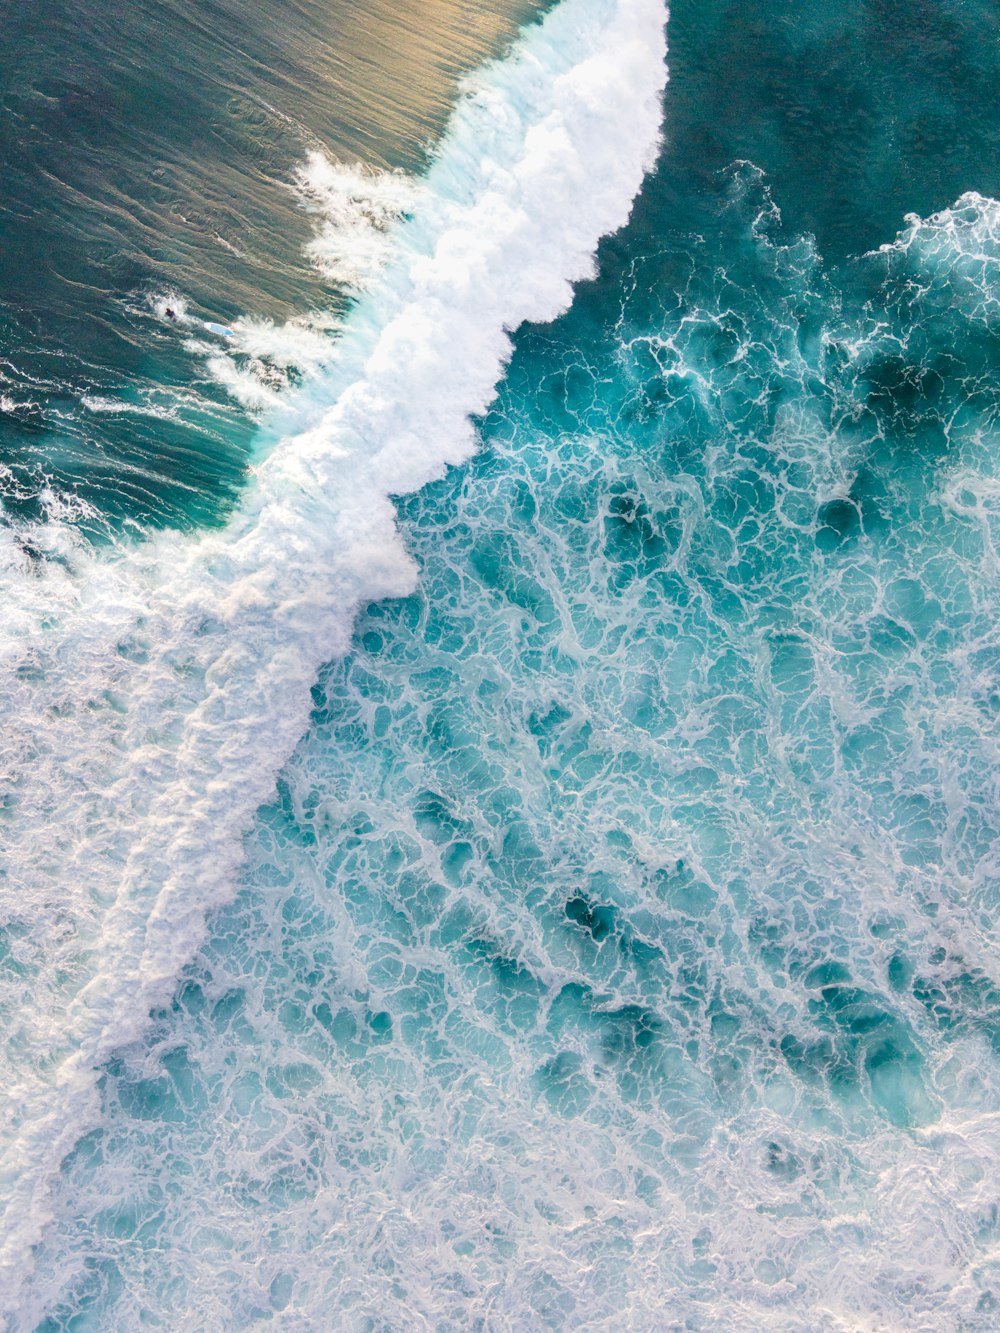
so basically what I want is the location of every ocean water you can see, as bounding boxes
[4,0,1000,1328]
[0,0,540,528]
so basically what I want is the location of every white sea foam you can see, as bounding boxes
[176,157,421,413]
[23,164,1000,1319]
[190,343,287,412]
[189,311,343,412]
[149,291,193,324]
[293,153,421,288]
[0,0,669,1316]
[81,394,178,420]
[152,164,414,410]
[871,191,1000,328]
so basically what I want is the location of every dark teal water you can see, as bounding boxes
[0,0,537,529]
[5,0,1000,1327]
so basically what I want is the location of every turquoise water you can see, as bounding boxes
[5,0,1000,1327]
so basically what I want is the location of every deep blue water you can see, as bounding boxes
[4,0,1000,1327]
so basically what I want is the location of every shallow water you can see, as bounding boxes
[4,0,1000,1327]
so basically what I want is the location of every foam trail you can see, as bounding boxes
[0,0,668,1314]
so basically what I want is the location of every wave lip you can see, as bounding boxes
[0,0,669,1319]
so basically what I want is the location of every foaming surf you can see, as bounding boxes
[155,157,418,416]
[0,0,669,1316]
[24,175,1000,1329]
[293,153,421,287]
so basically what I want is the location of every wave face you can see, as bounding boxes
[10,0,1000,1329]
[0,0,667,1320]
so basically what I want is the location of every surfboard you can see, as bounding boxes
[204,321,235,338]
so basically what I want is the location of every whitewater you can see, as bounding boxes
[0,0,668,1316]
[25,176,1000,1328]
[8,0,1000,1325]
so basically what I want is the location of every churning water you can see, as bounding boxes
[3,0,1000,1327]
